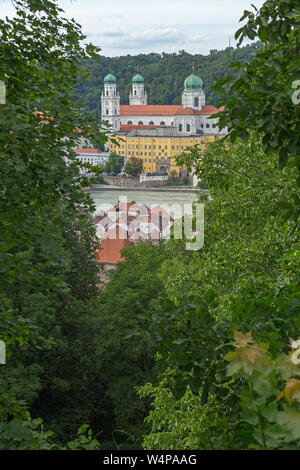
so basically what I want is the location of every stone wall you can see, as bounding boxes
[103,175,169,188]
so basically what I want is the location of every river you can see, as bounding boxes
[90,187,198,219]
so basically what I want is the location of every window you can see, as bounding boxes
[149,121,154,125]
[106,90,108,96]
[178,124,182,132]
[194,97,199,107]
[200,123,204,128]
[206,123,210,128]
[106,109,109,115]
[128,120,132,125]
[160,121,165,126]
[187,124,190,132]
[138,121,143,125]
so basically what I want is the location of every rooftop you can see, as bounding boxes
[120,104,223,116]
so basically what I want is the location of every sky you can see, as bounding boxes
[0,0,265,57]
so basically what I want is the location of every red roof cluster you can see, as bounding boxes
[94,201,174,264]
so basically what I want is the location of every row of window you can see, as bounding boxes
[178,124,190,132]
[105,109,118,115]
[126,120,216,130]
[200,123,216,129]
[127,120,166,126]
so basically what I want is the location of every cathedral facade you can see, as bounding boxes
[101,72,224,136]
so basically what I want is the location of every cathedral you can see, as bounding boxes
[101,72,224,136]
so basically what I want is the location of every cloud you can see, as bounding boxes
[105,28,184,49]
[97,29,126,38]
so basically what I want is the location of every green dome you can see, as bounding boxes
[132,73,144,84]
[104,73,116,84]
[184,73,203,92]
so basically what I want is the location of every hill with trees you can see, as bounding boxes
[75,44,261,117]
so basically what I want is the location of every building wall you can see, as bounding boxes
[109,134,216,176]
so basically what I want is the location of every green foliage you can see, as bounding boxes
[94,243,168,448]
[0,0,105,447]
[125,157,144,177]
[139,377,232,450]
[105,152,124,174]
[139,134,299,449]
[212,0,300,216]
[225,331,300,449]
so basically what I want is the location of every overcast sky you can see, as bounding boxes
[0,0,265,56]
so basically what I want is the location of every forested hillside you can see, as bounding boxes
[76,44,260,116]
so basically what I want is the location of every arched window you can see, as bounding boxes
[160,121,165,126]
[128,120,133,125]
[149,121,154,125]
[186,124,191,132]
[200,123,204,128]
[178,124,182,132]
[206,123,210,128]
[138,121,144,125]
[194,97,199,107]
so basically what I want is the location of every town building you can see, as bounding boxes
[109,128,215,176]
[74,148,109,175]
[101,71,225,176]
[95,201,174,265]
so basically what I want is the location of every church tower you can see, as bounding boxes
[182,73,205,110]
[101,73,120,132]
[129,74,147,105]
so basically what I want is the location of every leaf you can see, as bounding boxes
[233,331,254,348]
[277,408,300,440]
[278,379,300,404]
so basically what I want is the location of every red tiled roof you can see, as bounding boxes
[120,105,181,116]
[74,148,101,154]
[120,105,221,117]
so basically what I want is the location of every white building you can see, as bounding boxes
[74,148,109,175]
[101,72,225,136]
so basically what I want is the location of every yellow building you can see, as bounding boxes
[108,127,216,176]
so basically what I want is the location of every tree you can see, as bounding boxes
[94,243,168,449]
[0,0,105,446]
[125,157,143,177]
[105,152,124,174]
[139,134,299,449]
[213,0,300,216]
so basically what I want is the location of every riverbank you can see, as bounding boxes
[90,184,201,193]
